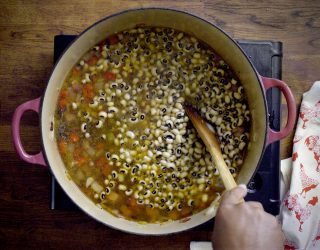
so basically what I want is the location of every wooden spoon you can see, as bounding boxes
[184,104,238,191]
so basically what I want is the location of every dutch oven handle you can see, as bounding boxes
[261,76,297,145]
[12,97,47,166]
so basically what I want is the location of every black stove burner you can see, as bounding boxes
[51,36,282,222]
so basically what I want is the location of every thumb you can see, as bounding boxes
[220,184,247,206]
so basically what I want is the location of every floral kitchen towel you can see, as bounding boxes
[280,81,320,250]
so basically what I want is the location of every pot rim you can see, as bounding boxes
[40,7,268,235]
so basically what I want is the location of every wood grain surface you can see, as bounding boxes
[1,0,319,249]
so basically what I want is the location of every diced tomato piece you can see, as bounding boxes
[58,98,68,109]
[108,35,119,45]
[103,71,116,81]
[82,83,94,100]
[58,140,67,154]
[86,55,99,66]
[83,83,93,92]
[59,89,68,98]
[181,206,192,217]
[96,157,112,176]
[96,157,107,168]
[76,156,87,166]
[72,68,81,77]
[73,147,82,159]
[127,197,138,208]
[69,132,80,143]
[73,147,81,156]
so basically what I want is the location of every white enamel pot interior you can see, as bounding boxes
[41,8,269,235]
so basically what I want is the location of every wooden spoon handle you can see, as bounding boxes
[203,131,244,202]
[185,105,238,191]
[206,141,238,190]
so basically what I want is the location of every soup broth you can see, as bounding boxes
[55,27,250,223]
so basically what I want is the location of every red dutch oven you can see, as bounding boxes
[12,8,296,235]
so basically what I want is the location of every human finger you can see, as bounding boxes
[220,184,247,206]
[246,201,264,210]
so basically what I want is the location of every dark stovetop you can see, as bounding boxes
[51,36,282,228]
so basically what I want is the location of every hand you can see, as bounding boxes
[212,185,285,250]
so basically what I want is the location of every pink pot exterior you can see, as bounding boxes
[260,76,297,145]
[12,97,46,166]
[11,8,297,235]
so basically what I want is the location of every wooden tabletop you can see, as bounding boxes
[1,0,319,249]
